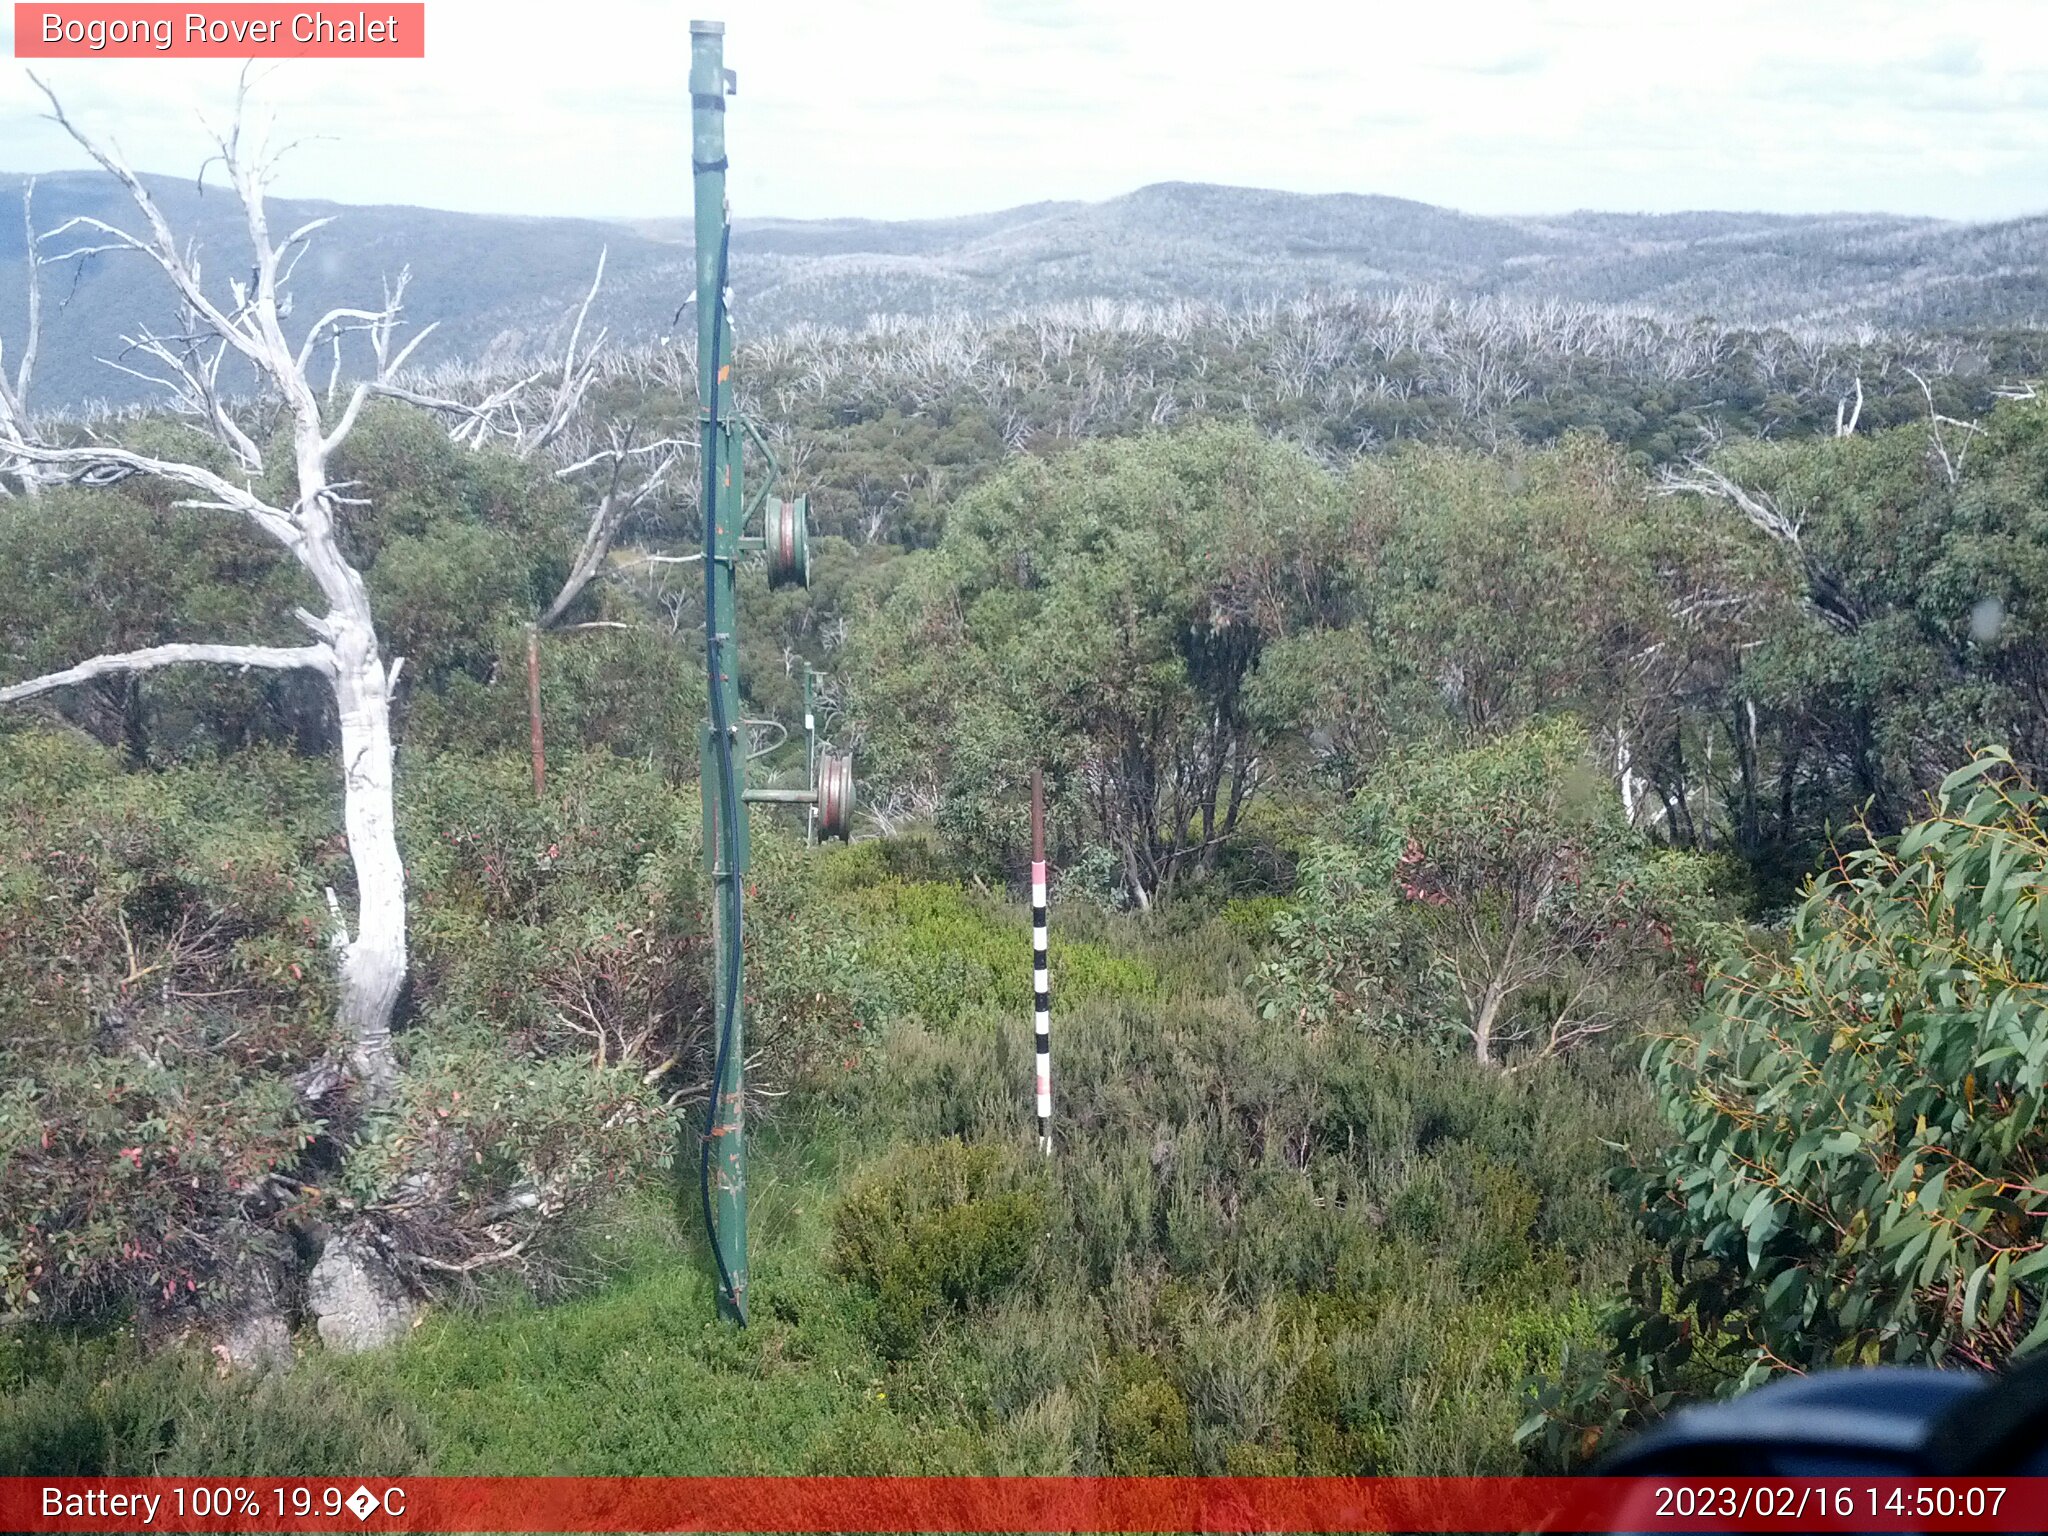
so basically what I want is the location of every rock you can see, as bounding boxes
[218,1311,295,1373]
[308,1233,415,1353]
[209,1240,298,1373]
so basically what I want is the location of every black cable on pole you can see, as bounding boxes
[699,221,744,1322]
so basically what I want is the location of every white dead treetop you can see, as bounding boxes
[1904,365,1985,487]
[540,422,687,629]
[1656,454,1868,636]
[0,180,42,497]
[377,248,610,458]
[373,248,690,631]
[0,74,432,1098]
[1835,375,1863,438]
[1656,456,1804,548]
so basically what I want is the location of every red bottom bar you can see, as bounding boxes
[6,1476,2048,1533]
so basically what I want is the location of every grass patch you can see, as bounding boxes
[837,876,1158,1026]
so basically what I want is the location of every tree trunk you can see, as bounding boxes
[1472,979,1504,1068]
[1776,741,1801,846]
[296,430,407,1099]
[1734,700,1762,858]
[330,610,405,1096]
[527,625,546,798]
[1665,728,1697,846]
[1121,839,1153,912]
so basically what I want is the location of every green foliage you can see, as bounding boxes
[0,730,336,1320]
[335,1188,987,1475]
[0,402,693,770]
[0,735,858,1323]
[329,403,571,584]
[832,1140,1050,1358]
[1219,895,1290,947]
[854,973,1651,1473]
[832,876,1157,1027]
[1650,395,2048,874]
[1347,440,1677,745]
[28,290,2048,1486]
[1261,720,1727,1064]
[341,1024,673,1282]
[0,481,314,761]
[1527,749,2048,1463]
[853,424,1349,899]
[0,1336,429,1476]
[2,888,1644,1478]
[1099,1359,1195,1473]
[400,748,702,1044]
[404,620,702,775]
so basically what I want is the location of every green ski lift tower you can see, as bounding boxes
[691,18,854,1325]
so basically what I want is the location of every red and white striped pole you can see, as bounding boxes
[1030,767,1052,1155]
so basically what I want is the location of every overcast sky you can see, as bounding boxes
[1,0,2044,224]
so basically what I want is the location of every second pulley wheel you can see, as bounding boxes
[766,495,810,589]
[816,751,855,842]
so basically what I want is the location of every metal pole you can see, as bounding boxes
[692,16,747,1324]
[1030,768,1052,1155]
[804,667,818,848]
[526,625,545,799]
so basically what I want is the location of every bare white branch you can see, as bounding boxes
[1834,374,1862,437]
[0,641,333,704]
[1657,457,1802,545]
[539,425,688,628]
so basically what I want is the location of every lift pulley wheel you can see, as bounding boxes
[816,750,855,842]
[766,495,810,589]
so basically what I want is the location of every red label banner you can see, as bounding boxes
[3,1476,2048,1532]
[14,5,425,57]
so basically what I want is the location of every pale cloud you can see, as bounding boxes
[1446,50,1551,77]
[0,0,2041,221]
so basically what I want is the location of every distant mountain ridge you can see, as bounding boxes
[713,182,2048,335]
[2,173,2043,410]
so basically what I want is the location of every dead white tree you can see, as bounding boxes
[1658,457,1803,546]
[517,424,685,797]
[381,250,609,457]
[1904,365,1984,486]
[1834,374,1863,438]
[540,424,687,629]
[0,78,428,1096]
[1658,456,1863,635]
[0,178,40,496]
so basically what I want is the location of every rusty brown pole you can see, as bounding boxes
[526,624,546,799]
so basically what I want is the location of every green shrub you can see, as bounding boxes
[403,622,702,775]
[1169,1295,1301,1473]
[1219,895,1289,947]
[1100,1366,1194,1473]
[1528,749,2048,1465]
[1259,719,1728,1065]
[0,732,337,1322]
[832,1140,1050,1357]
[837,878,1157,1027]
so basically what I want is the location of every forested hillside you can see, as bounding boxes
[690,185,2048,334]
[7,170,2048,410]
[9,112,2048,1482]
